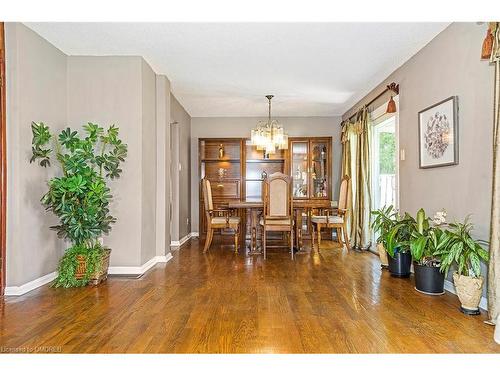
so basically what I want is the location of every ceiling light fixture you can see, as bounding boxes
[250,95,288,156]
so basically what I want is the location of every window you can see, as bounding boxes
[370,97,399,245]
[372,116,397,209]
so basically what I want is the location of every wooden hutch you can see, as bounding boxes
[199,137,332,243]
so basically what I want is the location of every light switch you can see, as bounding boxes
[178,163,182,171]
[400,149,406,161]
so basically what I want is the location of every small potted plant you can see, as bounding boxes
[409,209,450,295]
[30,122,127,287]
[436,216,489,315]
[385,212,415,277]
[371,205,397,268]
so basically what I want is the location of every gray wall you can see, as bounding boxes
[342,23,494,282]
[190,116,342,232]
[67,56,145,267]
[155,75,172,255]
[140,59,157,264]
[5,23,68,286]
[343,22,493,241]
[171,95,192,239]
[5,23,177,287]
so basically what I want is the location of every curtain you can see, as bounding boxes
[488,22,500,324]
[341,107,372,249]
[341,119,353,243]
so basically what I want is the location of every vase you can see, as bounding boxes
[377,243,389,267]
[414,263,445,295]
[387,250,412,277]
[453,272,484,315]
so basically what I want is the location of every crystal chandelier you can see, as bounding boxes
[250,95,288,155]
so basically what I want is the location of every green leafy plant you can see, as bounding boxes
[435,217,489,278]
[409,208,451,268]
[383,212,415,257]
[30,121,127,287]
[371,205,397,249]
[371,206,416,258]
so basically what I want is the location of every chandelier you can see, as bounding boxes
[250,95,288,155]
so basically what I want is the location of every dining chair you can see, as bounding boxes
[260,172,294,260]
[311,176,350,250]
[201,178,241,253]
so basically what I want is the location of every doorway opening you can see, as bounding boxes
[170,120,180,246]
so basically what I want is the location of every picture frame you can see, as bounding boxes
[418,96,459,169]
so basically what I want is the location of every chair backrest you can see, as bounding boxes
[263,172,292,218]
[202,179,213,218]
[338,175,350,211]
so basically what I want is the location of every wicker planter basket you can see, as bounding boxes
[377,243,389,267]
[75,248,111,286]
[453,272,484,315]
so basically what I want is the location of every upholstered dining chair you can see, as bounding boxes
[311,176,350,250]
[260,172,294,260]
[202,178,241,253]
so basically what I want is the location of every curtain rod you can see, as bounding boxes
[344,82,399,123]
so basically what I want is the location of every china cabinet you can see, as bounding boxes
[199,138,244,235]
[289,137,331,201]
[198,137,332,241]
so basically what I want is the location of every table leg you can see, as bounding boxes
[295,208,303,251]
[249,208,262,255]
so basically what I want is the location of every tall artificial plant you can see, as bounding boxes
[30,122,127,287]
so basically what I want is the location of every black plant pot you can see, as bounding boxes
[414,263,445,295]
[388,251,412,277]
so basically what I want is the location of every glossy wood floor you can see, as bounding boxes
[1,237,498,353]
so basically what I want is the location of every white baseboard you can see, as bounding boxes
[170,232,198,249]
[4,253,174,296]
[4,272,57,296]
[444,279,488,311]
[108,253,173,275]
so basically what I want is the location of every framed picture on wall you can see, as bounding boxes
[418,96,459,169]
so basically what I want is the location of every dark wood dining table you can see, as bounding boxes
[227,200,333,254]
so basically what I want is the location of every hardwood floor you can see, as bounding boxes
[0,237,498,353]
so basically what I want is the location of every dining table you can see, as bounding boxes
[227,199,334,254]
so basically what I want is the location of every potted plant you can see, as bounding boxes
[371,205,397,268]
[409,209,450,295]
[384,212,415,277]
[436,217,489,315]
[30,122,127,287]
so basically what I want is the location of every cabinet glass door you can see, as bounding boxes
[291,141,309,198]
[310,140,328,198]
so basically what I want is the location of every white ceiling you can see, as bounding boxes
[25,22,449,117]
